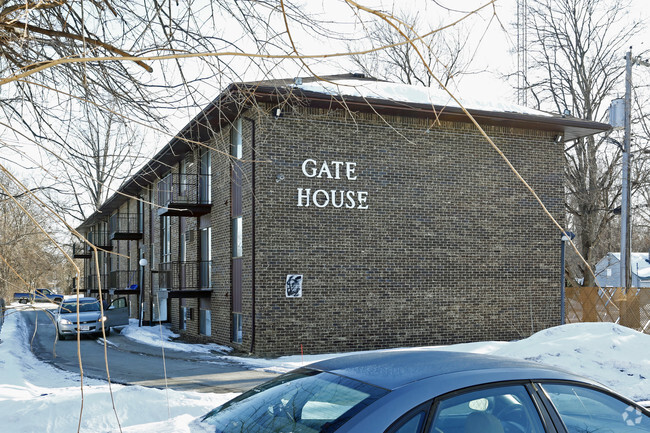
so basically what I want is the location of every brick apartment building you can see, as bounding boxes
[74,74,609,355]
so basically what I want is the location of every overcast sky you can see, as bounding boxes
[6,0,650,222]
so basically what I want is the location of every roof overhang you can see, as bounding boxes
[246,83,610,142]
[78,76,610,230]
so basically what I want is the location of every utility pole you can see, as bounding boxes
[620,49,632,294]
[517,0,528,106]
[620,48,650,294]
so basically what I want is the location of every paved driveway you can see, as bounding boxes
[19,308,277,393]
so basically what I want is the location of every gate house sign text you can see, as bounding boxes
[297,159,369,209]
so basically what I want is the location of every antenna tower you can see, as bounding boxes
[517,0,528,106]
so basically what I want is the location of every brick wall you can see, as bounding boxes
[109,102,565,356]
[239,105,564,355]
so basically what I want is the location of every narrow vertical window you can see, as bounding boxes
[199,148,211,203]
[200,227,212,288]
[179,218,187,263]
[161,216,171,264]
[180,299,187,331]
[230,118,243,344]
[179,158,187,196]
[232,313,242,343]
[231,118,243,159]
[199,297,211,336]
[232,217,242,258]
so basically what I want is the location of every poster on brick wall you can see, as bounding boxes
[286,274,303,298]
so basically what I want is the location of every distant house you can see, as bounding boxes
[595,253,650,288]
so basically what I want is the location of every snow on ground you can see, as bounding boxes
[2,303,650,432]
[0,308,232,433]
[115,316,650,403]
[120,319,232,355]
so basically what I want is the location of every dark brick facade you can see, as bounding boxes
[77,76,609,356]
[236,106,564,355]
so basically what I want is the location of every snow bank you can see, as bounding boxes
[119,319,232,355]
[0,311,232,433]
[229,323,650,402]
[2,305,650,432]
[487,323,650,401]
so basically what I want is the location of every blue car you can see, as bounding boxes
[201,350,650,432]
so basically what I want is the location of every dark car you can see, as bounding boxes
[14,288,63,304]
[201,350,650,433]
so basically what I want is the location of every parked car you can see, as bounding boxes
[55,297,129,339]
[201,350,650,433]
[13,288,63,304]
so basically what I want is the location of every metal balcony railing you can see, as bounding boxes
[154,261,212,290]
[86,273,109,292]
[87,230,113,250]
[109,213,143,241]
[156,173,211,217]
[109,270,139,290]
[72,242,91,259]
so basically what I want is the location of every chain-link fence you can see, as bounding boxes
[565,287,650,333]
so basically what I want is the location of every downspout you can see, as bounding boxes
[149,187,154,326]
[243,116,256,353]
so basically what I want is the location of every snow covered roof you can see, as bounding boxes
[295,78,551,117]
[240,74,609,142]
[79,74,610,229]
[605,252,650,278]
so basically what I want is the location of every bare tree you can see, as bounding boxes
[348,11,472,87]
[522,0,650,286]
[0,172,73,300]
[53,109,145,221]
[0,0,340,222]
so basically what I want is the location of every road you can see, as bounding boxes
[19,307,278,393]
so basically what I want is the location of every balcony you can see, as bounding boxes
[109,270,141,295]
[109,270,139,290]
[109,213,143,241]
[72,242,91,259]
[86,273,109,294]
[154,261,212,298]
[157,173,212,217]
[86,230,113,251]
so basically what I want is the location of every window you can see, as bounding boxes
[202,368,388,433]
[138,196,144,233]
[428,384,545,433]
[161,216,171,264]
[231,118,242,159]
[386,404,430,433]
[232,217,242,258]
[199,148,211,203]
[199,297,211,336]
[541,383,650,433]
[200,227,211,288]
[179,158,188,196]
[179,220,187,263]
[180,299,187,331]
[158,174,172,206]
[230,118,243,344]
[110,298,127,310]
[232,312,243,343]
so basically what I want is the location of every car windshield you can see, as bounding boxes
[201,368,388,432]
[59,300,100,313]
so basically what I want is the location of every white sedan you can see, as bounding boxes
[55,296,129,339]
